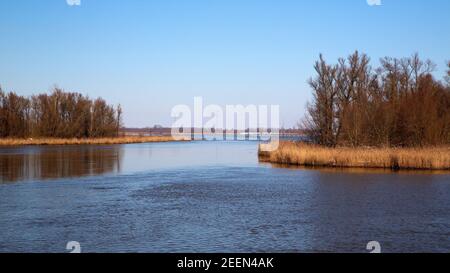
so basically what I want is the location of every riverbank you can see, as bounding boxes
[0,136,182,146]
[259,141,450,171]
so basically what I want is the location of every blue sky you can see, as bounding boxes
[1,0,449,127]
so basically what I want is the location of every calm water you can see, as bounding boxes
[0,141,449,253]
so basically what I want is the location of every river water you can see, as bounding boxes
[0,141,449,253]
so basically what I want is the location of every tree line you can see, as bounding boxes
[304,52,450,147]
[0,88,122,138]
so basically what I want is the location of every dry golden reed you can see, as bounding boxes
[259,141,450,171]
[0,136,180,146]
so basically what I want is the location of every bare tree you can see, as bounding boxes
[0,87,121,139]
[334,51,371,146]
[90,98,117,137]
[305,54,338,146]
[304,53,450,147]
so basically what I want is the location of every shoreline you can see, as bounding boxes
[259,141,450,171]
[0,136,185,146]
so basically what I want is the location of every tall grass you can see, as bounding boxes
[259,141,450,171]
[0,136,181,146]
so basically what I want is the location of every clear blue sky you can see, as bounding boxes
[1,0,449,127]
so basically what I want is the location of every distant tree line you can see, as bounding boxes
[304,52,450,147]
[0,88,122,138]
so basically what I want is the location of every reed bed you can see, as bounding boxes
[0,136,181,146]
[259,141,450,171]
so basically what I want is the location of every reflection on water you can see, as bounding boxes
[0,142,450,253]
[3,141,447,184]
[0,146,123,183]
[265,163,450,175]
[0,141,259,183]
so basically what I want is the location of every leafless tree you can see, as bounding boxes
[306,54,338,146]
[304,52,449,147]
[0,87,121,139]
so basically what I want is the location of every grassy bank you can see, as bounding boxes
[0,136,181,146]
[259,141,450,171]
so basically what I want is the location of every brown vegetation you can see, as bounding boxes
[0,88,122,138]
[0,136,178,146]
[282,53,450,170]
[259,142,450,171]
[303,52,450,147]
